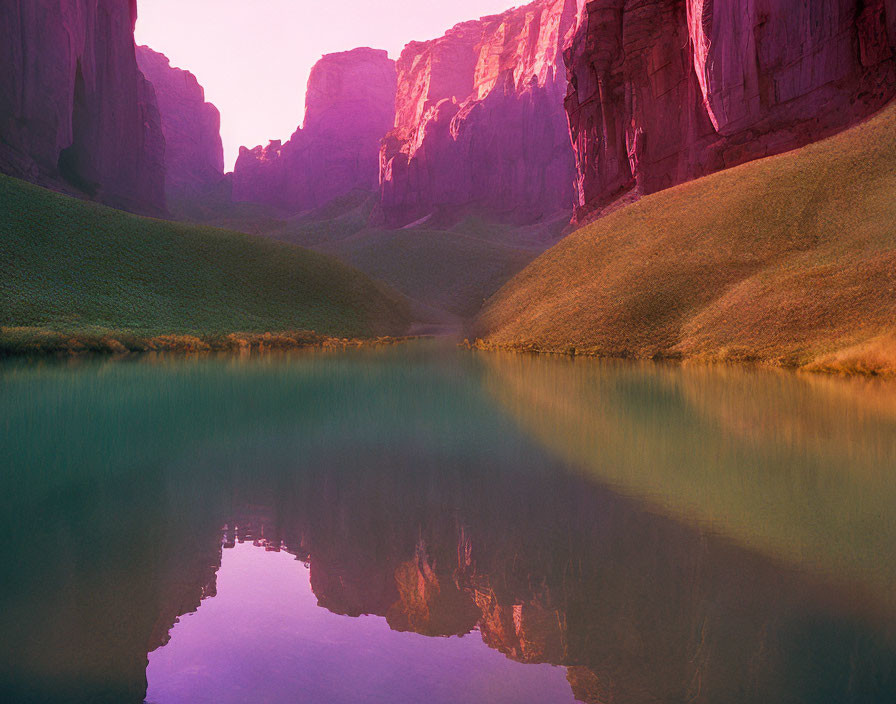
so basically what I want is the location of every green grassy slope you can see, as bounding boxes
[316,228,539,319]
[173,180,573,326]
[0,175,411,346]
[202,196,569,323]
[265,190,381,248]
[475,102,896,374]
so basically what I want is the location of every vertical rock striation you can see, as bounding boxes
[0,0,166,215]
[136,46,224,198]
[566,0,896,220]
[232,47,396,214]
[380,0,579,226]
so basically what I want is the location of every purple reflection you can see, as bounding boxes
[146,543,576,704]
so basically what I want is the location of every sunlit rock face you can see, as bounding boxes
[0,0,166,215]
[136,46,224,198]
[379,0,579,226]
[232,47,396,213]
[566,0,896,220]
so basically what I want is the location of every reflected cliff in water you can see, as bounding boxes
[1,346,895,703]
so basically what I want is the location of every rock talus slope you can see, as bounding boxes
[136,46,224,197]
[0,0,166,215]
[379,0,579,226]
[232,48,397,213]
[566,0,896,218]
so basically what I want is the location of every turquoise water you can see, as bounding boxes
[1,344,895,703]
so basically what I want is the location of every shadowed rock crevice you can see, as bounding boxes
[57,62,98,197]
[0,0,167,215]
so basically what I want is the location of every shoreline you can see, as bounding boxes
[0,327,415,358]
[468,338,896,379]
[5,326,893,379]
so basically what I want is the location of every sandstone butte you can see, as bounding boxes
[379,0,579,226]
[0,0,166,216]
[231,47,397,214]
[566,0,896,220]
[136,46,225,198]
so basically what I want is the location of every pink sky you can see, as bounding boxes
[135,1,518,170]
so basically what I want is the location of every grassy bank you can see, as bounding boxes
[0,174,412,354]
[0,327,410,356]
[173,187,569,325]
[475,102,896,375]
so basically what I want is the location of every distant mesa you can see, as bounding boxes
[136,46,225,199]
[232,47,397,214]
[225,0,896,226]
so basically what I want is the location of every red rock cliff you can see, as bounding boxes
[232,47,396,213]
[566,0,896,219]
[0,0,166,215]
[380,0,579,226]
[136,46,224,197]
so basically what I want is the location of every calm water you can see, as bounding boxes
[1,343,895,703]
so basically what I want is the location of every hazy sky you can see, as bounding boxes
[135,1,517,170]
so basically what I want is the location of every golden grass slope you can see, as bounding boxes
[475,102,896,374]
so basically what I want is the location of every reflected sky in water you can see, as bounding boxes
[147,543,574,704]
[1,343,895,703]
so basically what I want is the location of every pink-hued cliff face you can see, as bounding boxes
[0,0,166,215]
[379,0,580,226]
[565,0,896,220]
[135,0,518,170]
[231,48,397,214]
[136,46,225,197]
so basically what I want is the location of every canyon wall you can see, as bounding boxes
[0,0,166,215]
[136,46,224,198]
[379,0,579,226]
[566,0,896,219]
[232,47,396,214]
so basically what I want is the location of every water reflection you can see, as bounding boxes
[482,354,896,610]
[147,544,575,704]
[0,347,894,703]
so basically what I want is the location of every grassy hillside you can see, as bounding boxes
[475,102,896,375]
[316,228,539,319]
[183,190,570,325]
[281,210,569,322]
[0,174,411,352]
